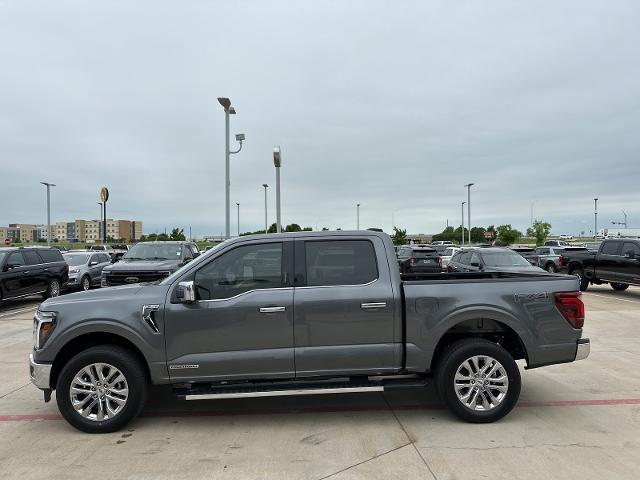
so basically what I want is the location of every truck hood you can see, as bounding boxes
[41,284,146,308]
[104,259,182,272]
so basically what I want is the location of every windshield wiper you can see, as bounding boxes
[149,257,171,260]
[124,257,143,261]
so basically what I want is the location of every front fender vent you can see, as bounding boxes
[141,304,161,333]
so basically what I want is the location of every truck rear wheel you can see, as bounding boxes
[56,345,147,433]
[435,338,521,423]
[611,283,629,291]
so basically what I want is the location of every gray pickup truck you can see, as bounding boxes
[29,231,590,433]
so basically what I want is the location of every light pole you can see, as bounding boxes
[594,198,598,238]
[461,201,466,245]
[262,184,269,233]
[464,183,474,244]
[236,203,240,236]
[357,204,361,230]
[40,182,56,245]
[98,202,103,223]
[217,97,245,239]
[273,146,282,233]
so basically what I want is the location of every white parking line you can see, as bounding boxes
[586,292,640,305]
[0,306,37,319]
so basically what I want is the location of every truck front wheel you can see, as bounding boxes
[570,268,589,291]
[56,345,147,433]
[436,338,521,423]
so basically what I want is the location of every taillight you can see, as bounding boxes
[63,262,69,273]
[558,255,565,267]
[555,292,585,329]
[408,257,414,266]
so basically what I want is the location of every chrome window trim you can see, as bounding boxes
[196,286,294,303]
[296,278,378,289]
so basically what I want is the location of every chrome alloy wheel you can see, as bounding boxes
[69,363,129,421]
[454,355,509,411]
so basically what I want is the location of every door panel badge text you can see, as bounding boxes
[169,364,200,370]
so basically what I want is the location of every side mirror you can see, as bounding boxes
[176,281,196,303]
[89,261,98,266]
[470,262,480,268]
[625,250,636,259]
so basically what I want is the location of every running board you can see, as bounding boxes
[184,386,383,401]
[175,376,429,401]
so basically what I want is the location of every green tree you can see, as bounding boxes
[496,224,522,245]
[284,224,302,232]
[157,233,169,241]
[470,227,487,244]
[526,220,552,246]
[169,228,186,241]
[391,226,407,245]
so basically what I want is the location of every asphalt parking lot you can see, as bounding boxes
[1,286,639,480]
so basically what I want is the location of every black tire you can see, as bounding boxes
[545,263,557,273]
[42,278,61,299]
[570,268,589,291]
[81,275,91,291]
[56,345,147,433]
[435,338,521,423]
[611,283,629,291]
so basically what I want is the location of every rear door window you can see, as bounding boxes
[458,251,471,265]
[23,251,43,265]
[601,242,622,256]
[622,242,640,257]
[305,240,378,286]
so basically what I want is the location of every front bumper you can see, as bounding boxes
[575,338,590,361]
[29,353,52,389]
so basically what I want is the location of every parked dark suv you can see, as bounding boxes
[0,247,69,304]
[448,247,544,273]
[101,241,200,287]
[396,245,441,273]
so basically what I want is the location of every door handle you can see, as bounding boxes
[361,302,387,310]
[23,271,29,275]
[259,306,286,313]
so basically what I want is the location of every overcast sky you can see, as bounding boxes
[1,0,639,237]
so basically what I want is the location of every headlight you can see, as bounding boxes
[33,311,57,350]
[69,268,80,274]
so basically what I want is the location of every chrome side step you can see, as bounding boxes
[185,385,383,401]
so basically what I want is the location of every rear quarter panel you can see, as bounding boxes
[403,275,583,371]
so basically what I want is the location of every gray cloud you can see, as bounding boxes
[1,0,638,237]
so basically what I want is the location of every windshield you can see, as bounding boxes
[444,248,455,256]
[413,250,436,259]
[124,243,182,261]
[64,254,90,266]
[482,251,532,267]
[159,242,225,285]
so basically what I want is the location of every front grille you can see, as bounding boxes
[105,271,167,286]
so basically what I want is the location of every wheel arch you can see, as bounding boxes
[50,332,150,389]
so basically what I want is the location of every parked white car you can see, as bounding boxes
[440,246,463,270]
[559,234,574,240]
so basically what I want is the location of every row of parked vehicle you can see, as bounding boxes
[395,238,640,293]
[0,241,202,305]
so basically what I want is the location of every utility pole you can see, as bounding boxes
[262,184,268,233]
[465,183,474,244]
[594,198,598,238]
[273,146,282,233]
[357,204,361,230]
[217,97,244,239]
[236,203,240,236]
[461,201,466,245]
[40,182,56,245]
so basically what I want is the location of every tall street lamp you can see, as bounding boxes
[217,97,245,239]
[40,182,56,245]
[262,184,269,233]
[236,202,240,237]
[98,202,103,224]
[273,146,282,233]
[594,198,598,239]
[357,204,361,230]
[461,201,466,245]
[464,183,474,244]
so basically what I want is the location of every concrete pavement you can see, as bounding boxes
[0,286,639,479]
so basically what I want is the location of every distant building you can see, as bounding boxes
[2,218,143,244]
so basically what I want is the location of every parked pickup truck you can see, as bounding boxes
[29,231,590,433]
[558,238,640,291]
